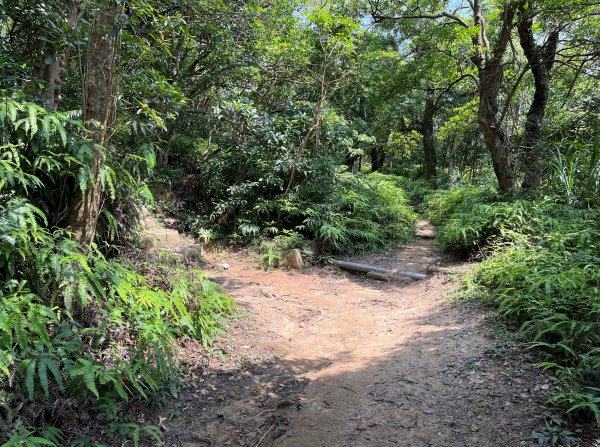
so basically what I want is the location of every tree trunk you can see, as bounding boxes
[371,144,385,171]
[473,3,518,191]
[66,4,119,245]
[478,67,516,190]
[423,95,437,179]
[39,1,84,109]
[517,12,560,189]
[448,135,460,181]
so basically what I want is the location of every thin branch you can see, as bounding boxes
[371,11,469,27]
[498,63,529,127]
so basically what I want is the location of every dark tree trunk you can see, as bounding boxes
[39,1,84,109]
[66,4,119,245]
[473,3,518,191]
[423,95,437,179]
[371,144,385,171]
[517,12,560,189]
[478,65,516,190]
[345,152,359,171]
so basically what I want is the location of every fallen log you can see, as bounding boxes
[332,260,428,280]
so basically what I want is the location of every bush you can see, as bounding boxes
[446,196,600,424]
[437,200,558,253]
[373,176,438,208]
[422,186,498,226]
[240,172,416,254]
[177,170,416,256]
[0,153,235,444]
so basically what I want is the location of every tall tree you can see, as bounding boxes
[369,0,600,190]
[66,2,120,244]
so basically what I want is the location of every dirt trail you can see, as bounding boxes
[163,221,552,447]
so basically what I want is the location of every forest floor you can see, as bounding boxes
[158,221,564,447]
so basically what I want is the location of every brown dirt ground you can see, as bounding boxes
[157,221,596,447]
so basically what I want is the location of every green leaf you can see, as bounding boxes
[26,359,37,399]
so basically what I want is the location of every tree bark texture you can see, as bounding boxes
[371,144,386,171]
[473,3,518,191]
[517,11,560,189]
[66,4,119,245]
[39,1,84,109]
[448,135,460,180]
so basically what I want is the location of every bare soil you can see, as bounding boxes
[159,221,564,447]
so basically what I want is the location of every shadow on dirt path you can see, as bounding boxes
[162,221,554,447]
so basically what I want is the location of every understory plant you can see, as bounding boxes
[0,98,235,445]
[0,208,235,444]
[185,171,416,255]
[430,185,600,426]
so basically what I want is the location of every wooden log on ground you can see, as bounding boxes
[332,260,428,280]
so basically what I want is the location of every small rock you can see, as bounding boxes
[164,252,185,265]
[398,418,417,429]
[274,426,288,439]
[175,244,205,262]
[222,263,230,270]
[280,249,304,269]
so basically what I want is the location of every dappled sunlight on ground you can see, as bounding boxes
[161,223,552,447]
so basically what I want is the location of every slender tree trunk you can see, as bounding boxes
[518,12,560,189]
[66,4,119,245]
[423,95,436,179]
[39,1,84,109]
[448,135,460,181]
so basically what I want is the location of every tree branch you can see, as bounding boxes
[371,11,469,28]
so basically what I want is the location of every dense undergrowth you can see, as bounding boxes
[171,164,417,258]
[423,187,600,426]
[0,101,235,445]
[1,204,235,445]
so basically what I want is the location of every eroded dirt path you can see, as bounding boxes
[164,221,551,447]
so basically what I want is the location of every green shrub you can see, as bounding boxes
[258,241,281,269]
[1,199,234,443]
[276,172,416,253]
[437,200,558,252]
[460,204,600,424]
[422,186,498,226]
[185,171,416,255]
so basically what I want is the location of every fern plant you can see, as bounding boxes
[258,241,281,269]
